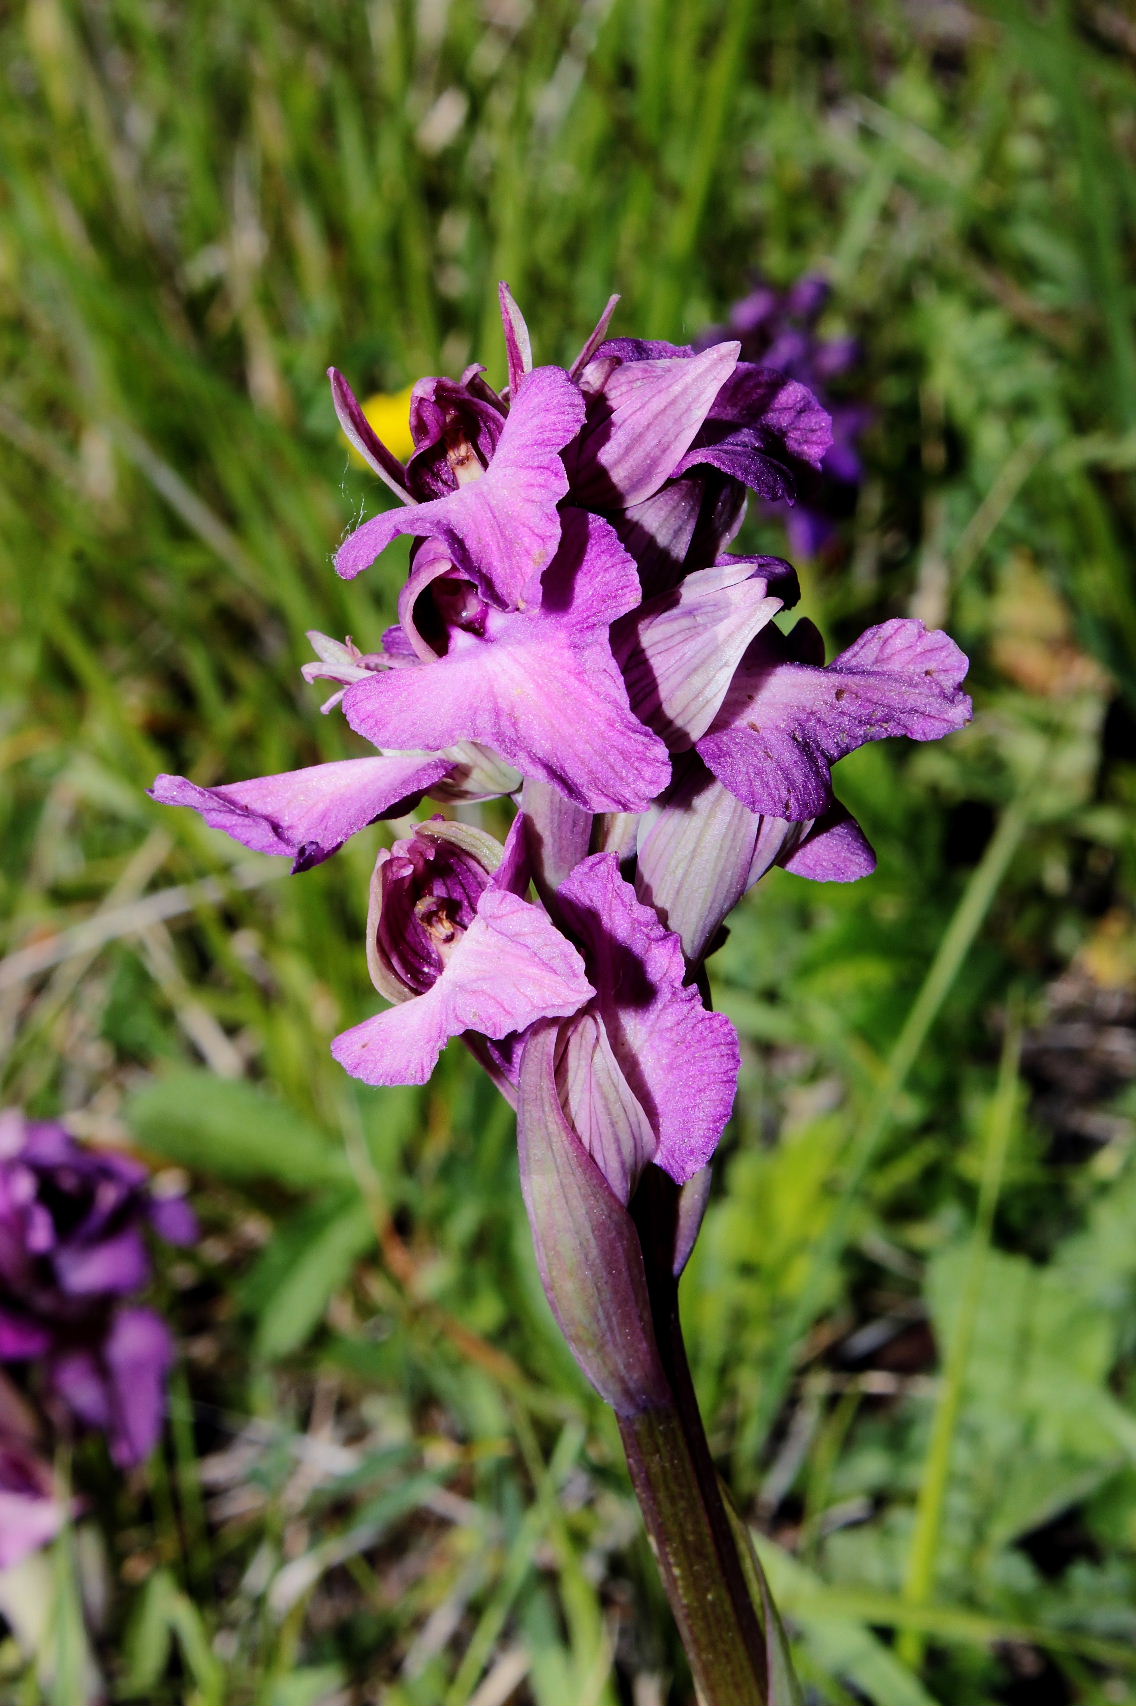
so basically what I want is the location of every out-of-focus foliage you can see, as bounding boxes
[1,1,1135,1701]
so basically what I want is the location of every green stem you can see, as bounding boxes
[620,1175,769,1705]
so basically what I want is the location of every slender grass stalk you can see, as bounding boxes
[895,1008,1022,1668]
[750,787,1034,1448]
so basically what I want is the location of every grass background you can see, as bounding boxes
[2,1,1136,1701]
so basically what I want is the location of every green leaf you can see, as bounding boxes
[757,1541,939,1706]
[126,1069,349,1189]
[261,1665,346,1706]
[121,1569,176,1695]
[719,1484,805,1706]
[244,1195,376,1360]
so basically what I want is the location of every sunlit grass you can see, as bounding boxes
[2,1,1135,1701]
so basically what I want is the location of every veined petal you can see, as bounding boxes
[614,558,787,748]
[671,365,833,500]
[634,754,876,962]
[555,1010,656,1204]
[698,618,973,821]
[343,510,671,813]
[570,342,740,509]
[150,754,454,872]
[558,854,739,1185]
[336,365,585,609]
[332,888,594,1087]
[516,1019,670,1416]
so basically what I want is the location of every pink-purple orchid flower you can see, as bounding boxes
[149,281,974,1700]
[150,279,972,1410]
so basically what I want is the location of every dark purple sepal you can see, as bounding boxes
[327,368,414,503]
[517,1020,671,1416]
[498,281,533,396]
[672,364,833,502]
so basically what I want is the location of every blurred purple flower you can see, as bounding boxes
[0,1375,66,1570]
[0,1111,195,1468]
[697,274,870,556]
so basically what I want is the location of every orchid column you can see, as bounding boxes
[153,284,972,1703]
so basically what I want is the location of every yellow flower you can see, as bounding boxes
[345,383,416,466]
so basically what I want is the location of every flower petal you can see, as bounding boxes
[336,365,585,609]
[671,365,833,499]
[332,888,594,1087]
[516,1019,669,1415]
[634,755,877,961]
[698,618,973,821]
[557,854,739,1185]
[327,368,414,502]
[570,342,740,509]
[498,281,533,395]
[150,754,454,871]
[614,558,787,748]
[50,1306,173,1467]
[344,510,671,812]
[781,805,876,881]
[555,1009,657,1204]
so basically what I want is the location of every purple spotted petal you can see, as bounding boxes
[332,888,594,1086]
[336,366,585,609]
[570,342,739,509]
[343,510,671,813]
[150,754,454,872]
[613,557,788,749]
[557,854,739,1186]
[698,618,973,821]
